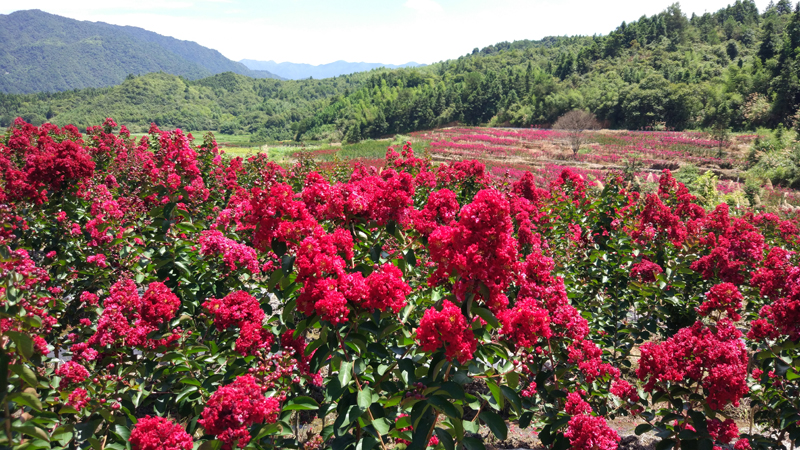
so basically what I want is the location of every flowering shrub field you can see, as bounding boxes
[2,118,800,450]
[411,128,741,169]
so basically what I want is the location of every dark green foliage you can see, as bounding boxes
[0,10,282,94]
[0,71,374,139]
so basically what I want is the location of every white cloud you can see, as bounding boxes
[403,0,443,13]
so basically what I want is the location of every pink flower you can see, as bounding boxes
[130,416,193,450]
[86,254,107,268]
[67,388,90,411]
[563,414,620,450]
[565,392,592,415]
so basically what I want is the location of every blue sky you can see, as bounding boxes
[2,0,773,65]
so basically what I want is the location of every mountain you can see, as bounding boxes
[239,59,425,80]
[0,10,283,94]
[3,1,800,142]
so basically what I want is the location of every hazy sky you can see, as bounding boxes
[2,0,773,65]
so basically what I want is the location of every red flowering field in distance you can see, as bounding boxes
[1,117,799,450]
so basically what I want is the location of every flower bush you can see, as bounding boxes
[1,119,799,450]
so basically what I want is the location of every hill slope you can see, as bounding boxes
[239,59,425,80]
[0,10,282,94]
[2,1,800,140]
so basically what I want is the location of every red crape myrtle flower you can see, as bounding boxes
[563,414,620,450]
[55,361,89,389]
[363,263,411,313]
[565,391,592,415]
[66,388,90,411]
[129,416,193,450]
[637,319,748,410]
[199,375,280,449]
[697,283,744,321]
[416,300,477,364]
[203,291,272,356]
[198,230,261,274]
[498,297,551,349]
[428,188,518,313]
[749,265,800,342]
[630,259,663,283]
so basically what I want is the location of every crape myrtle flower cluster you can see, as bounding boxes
[4,119,800,450]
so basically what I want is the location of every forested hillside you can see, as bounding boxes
[2,1,799,141]
[0,10,282,94]
[0,71,372,140]
[295,0,800,142]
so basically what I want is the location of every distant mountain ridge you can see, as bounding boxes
[0,10,283,94]
[239,59,425,80]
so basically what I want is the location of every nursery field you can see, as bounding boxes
[1,118,800,450]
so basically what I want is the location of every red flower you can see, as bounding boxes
[637,320,748,410]
[563,414,620,450]
[565,391,592,415]
[202,291,272,356]
[363,263,411,314]
[707,418,739,444]
[408,188,460,236]
[55,362,89,389]
[199,376,280,449]
[139,282,181,326]
[499,297,551,349]
[428,189,518,313]
[66,388,89,411]
[697,283,744,321]
[129,416,193,450]
[630,259,663,283]
[199,230,260,273]
[416,300,477,364]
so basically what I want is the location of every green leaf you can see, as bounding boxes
[196,440,222,450]
[180,377,202,387]
[635,424,653,435]
[405,249,417,267]
[463,436,487,450]
[15,423,50,442]
[114,424,131,442]
[408,407,435,450]
[9,364,38,387]
[6,331,34,359]
[284,396,320,411]
[435,428,455,450]
[787,369,800,381]
[471,306,499,329]
[339,361,353,388]
[10,391,43,411]
[51,425,74,446]
[500,386,522,415]
[656,439,676,450]
[505,371,519,390]
[427,396,460,419]
[58,405,80,415]
[479,410,507,440]
[485,379,504,410]
[175,385,199,403]
[357,387,373,410]
[372,417,391,435]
